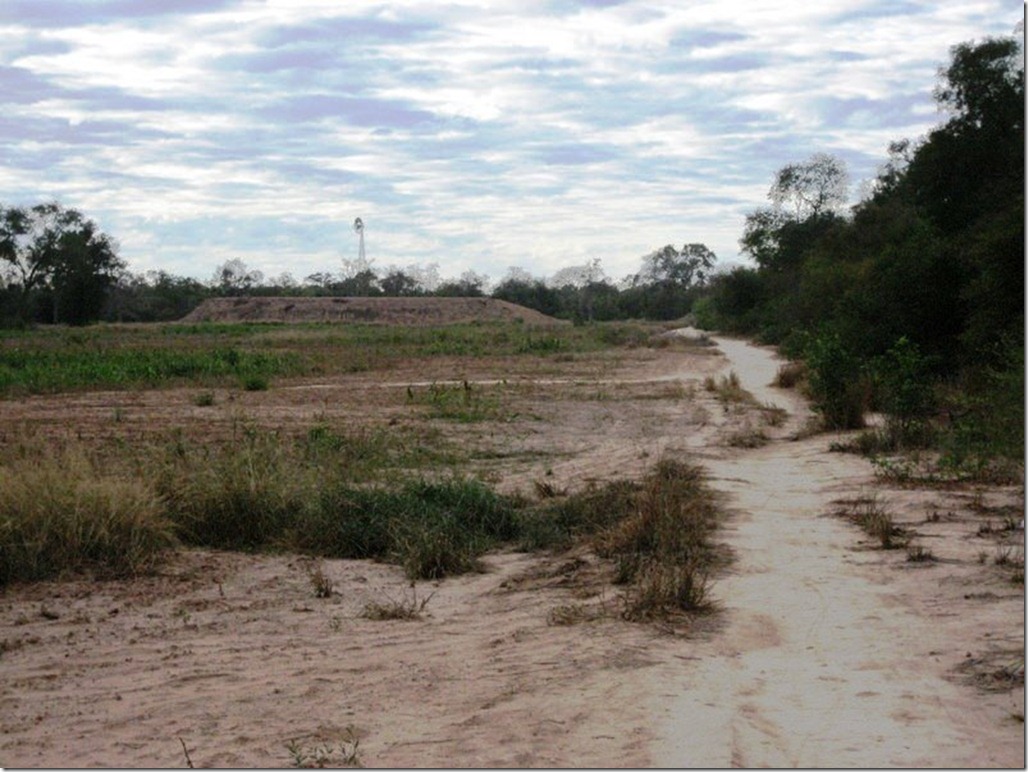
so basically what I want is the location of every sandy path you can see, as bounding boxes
[652,333,1024,768]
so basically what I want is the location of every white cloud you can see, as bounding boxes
[0,0,1017,283]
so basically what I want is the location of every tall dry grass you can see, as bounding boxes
[0,450,175,585]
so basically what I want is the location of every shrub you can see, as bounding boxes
[804,330,867,430]
[875,337,937,447]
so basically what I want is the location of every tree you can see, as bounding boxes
[635,244,716,288]
[768,152,849,218]
[435,270,488,297]
[0,202,125,325]
[212,258,263,296]
[380,269,422,296]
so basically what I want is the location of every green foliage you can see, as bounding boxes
[873,337,937,446]
[803,330,867,430]
[0,202,125,326]
[0,321,661,399]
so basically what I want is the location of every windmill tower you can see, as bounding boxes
[353,217,366,264]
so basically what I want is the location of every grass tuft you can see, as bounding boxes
[0,450,175,585]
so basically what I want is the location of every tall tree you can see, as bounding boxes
[768,152,849,218]
[0,202,124,324]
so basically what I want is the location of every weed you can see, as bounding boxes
[547,603,601,626]
[241,374,269,391]
[286,727,361,768]
[305,560,334,599]
[906,545,936,563]
[703,371,751,404]
[533,480,566,499]
[193,391,216,407]
[773,360,807,389]
[360,584,434,621]
[408,381,511,423]
[726,426,769,448]
[760,403,788,427]
[836,494,905,549]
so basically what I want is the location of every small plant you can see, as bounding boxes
[906,545,936,563]
[836,494,904,549]
[286,728,361,768]
[305,560,334,599]
[773,360,807,389]
[726,425,769,448]
[547,603,598,626]
[760,403,788,427]
[242,374,269,391]
[703,371,750,404]
[360,584,434,621]
[193,391,216,407]
[533,479,566,499]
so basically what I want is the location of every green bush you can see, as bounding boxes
[804,330,867,430]
[875,336,937,446]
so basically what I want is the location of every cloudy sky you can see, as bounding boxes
[0,1,1020,286]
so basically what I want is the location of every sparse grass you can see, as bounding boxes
[305,560,334,598]
[360,584,434,621]
[726,425,769,448]
[193,390,216,407]
[703,370,751,404]
[407,380,514,423]
[835,494,905,549]
[773,360,807,389]
[906,544,936,563]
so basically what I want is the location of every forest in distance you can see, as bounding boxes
[0,33,1023,466]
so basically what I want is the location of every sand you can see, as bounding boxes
[0,330,1023,768]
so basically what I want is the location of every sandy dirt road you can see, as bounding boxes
[0,331,1022,768]
[651,333,1024,768]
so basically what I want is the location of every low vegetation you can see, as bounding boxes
[0,321,663,398]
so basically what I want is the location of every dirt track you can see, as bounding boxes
[0,330,1022,768]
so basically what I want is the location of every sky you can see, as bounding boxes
[0,1,1021,287]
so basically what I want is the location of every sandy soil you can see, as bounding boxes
[0,331,1023,768]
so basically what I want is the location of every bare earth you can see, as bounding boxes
[0,330,1023,768]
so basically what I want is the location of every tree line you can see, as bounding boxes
[0,209,717,326]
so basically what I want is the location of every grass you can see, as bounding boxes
[835,494,905,549]
[702,370,751,405]
[406,380,515,423]
[0,319,732,625]
[0,449,176,584]
[0,321,666,398]
[286,728,362,768]
[360,584,434,621]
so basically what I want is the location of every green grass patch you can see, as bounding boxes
[0,321,669,398]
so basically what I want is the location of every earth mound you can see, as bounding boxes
[179,296,569,326]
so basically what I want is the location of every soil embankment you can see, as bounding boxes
[180,296,569,326]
